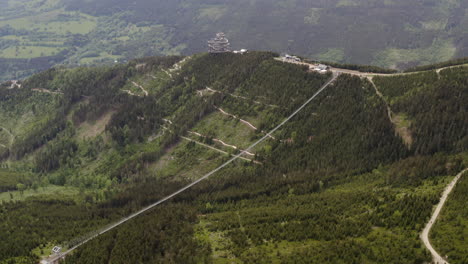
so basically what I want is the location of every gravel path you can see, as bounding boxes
[420,168,468,264]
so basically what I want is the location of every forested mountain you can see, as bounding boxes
[1,0,468,81]
[0,52,467,264]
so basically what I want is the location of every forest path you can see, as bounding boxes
[122,90,141,97]
[213,105,276,140]
[42,73,339,264]
[170,56,190,72]
[205,87,279,108]
[131,81,149,96]
[0,126,14,147]
[420,168,468,264]
[367,77,412,147]
[187,131,255,156]
[181,136,256,163]
[162,69,173,78]
[31,88,63,95]
[214,106,258,131]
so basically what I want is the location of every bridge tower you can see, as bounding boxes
[208,32,231,53]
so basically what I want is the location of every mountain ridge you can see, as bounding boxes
[0,51,467,264]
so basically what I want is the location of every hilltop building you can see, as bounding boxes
[233,49,248,54]
[283,54,301,62]
[208,32,231,53]
[310,64,330,74]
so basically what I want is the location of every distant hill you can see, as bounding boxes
[1,0,468,81]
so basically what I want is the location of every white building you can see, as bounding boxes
[310,64,329,73]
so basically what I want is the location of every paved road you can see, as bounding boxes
[276,57,468,78]
[42,73,339,264]
[420,168,468,264]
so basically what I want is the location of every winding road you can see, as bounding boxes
[420,168,467,264]
[42,73,339,264]
[276,57,468,78]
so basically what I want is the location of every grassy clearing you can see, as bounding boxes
[31,242,55,259]
[0,45,65,58]
[421,19,448,30]
[0,185,80,202]
[198,6,227,21]
[195,218,242,264]
[391,112,413,146]
[0,168,22,191]
[0,92,58,138]
[0,7,96,60]
[336,0,359,7]
[120,73,164,97]
[373,39,456,68]
[79,52,122,65]
[0,10,97,34]
[191,111,258,150]
[0,35,24,40]
[316,48,345,62]
[393,113,411,129]
[149,140,226,181]
[76,110,115,140]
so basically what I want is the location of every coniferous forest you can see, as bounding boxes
[0,52,467,264]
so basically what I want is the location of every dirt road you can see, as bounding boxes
[420,168,468,264]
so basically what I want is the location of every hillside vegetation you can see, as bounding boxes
[0,52,467,263]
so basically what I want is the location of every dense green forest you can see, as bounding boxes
[1,0,468,81]
[373,67,468,154]
[404,57,468,72]
[0,52,467,263]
